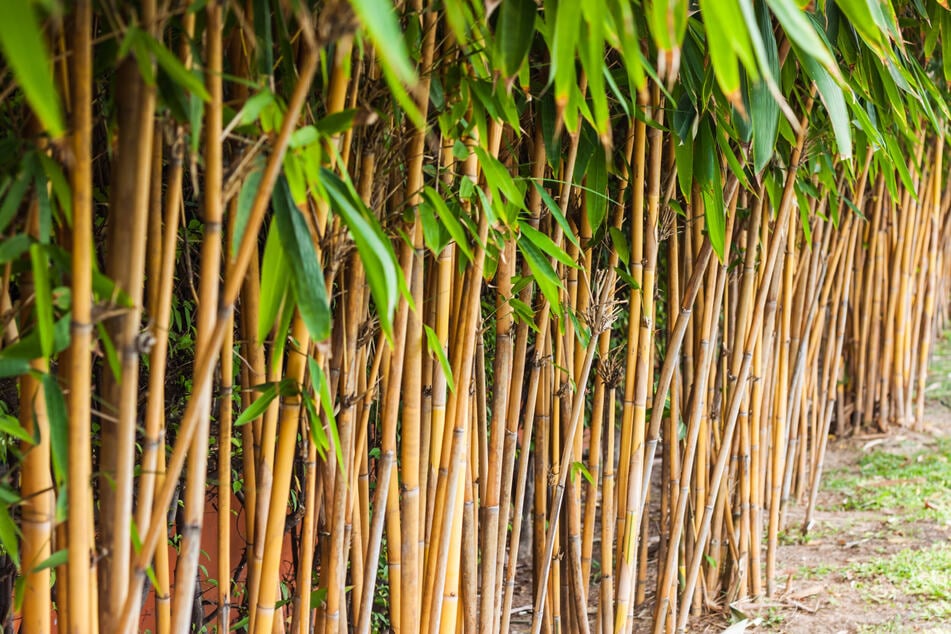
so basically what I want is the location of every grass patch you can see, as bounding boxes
[823,438,951,522]
[796,561,835,579]
[927,329,951,405]
[850,542,951,619]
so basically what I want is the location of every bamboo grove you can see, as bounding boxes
[0,0,950,633]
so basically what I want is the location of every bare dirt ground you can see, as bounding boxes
[720,403,951,634]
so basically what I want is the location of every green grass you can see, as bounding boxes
[850,542,951,620]
[823,438,951,522]
[927,329,951,405]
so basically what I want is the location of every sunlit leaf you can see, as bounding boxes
[0,1,64,136]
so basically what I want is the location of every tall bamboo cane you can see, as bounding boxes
[67,2,95,630]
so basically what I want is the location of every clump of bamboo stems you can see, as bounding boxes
[0,4,949,634]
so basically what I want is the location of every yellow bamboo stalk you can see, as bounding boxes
[67,1,95,629]
[100,9,157,623]
[19,191,52,634]
[171,4,224,626]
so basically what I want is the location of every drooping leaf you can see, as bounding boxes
[273,175,331,342]
[585,143,609,232]
[0,234,32,264]
[233,166,263,256]
[533,181,581,249]
[696,121,727,261]
[700,0,757,107]
[518,221,580,270]
[142,30,211,101]
[793,46,852,161]
[235,381,289,427]
[744,0,782,173]
[0,1,64,136]
[0,169,31,234]
[518,236,563,317]
[424,325,455,392]
[322,168,403,343]
[421,187,474,262]
[29,244,53,358]
[41,373,68,488]
[350,0,422,127]
[496,0,536,78]
[0,504,18,567]
[0,413,34,444]
[765,0,841,80]
[258,220,291,343]
[307,356,344,474]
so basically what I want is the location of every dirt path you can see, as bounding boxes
[716,401,951,633]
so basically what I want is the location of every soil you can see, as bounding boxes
[732,403,951,634]
[507,402,951,634]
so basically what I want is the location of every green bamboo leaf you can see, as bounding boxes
[579,2,609,138]
[518,237,563,318]
[532,181,580,249]
[0,358,30,378]
[38,154,71,226]
[496,0,536,78]
[233,166,263,256]
[273,175,331,342]
[0,504,18,567]
[0,413,34,444]
[258,220,290,343]
[793,44,852,161]
[31,548,67,573]
[29,244,53,358]
[550,0,582,106]
[0,169,30,235]
[833,0,890,56]
[0,234,32,264]
[884,133,915,199]
[699,0,756,106]
[649,0,688,54]
[350,0,415,85]
[696,122,727,261]
[142,31,211,101]
[609,227,630,268]
[424,325,455,392]
[765,0,841,80]
[672,92,695,201]
[350,0,422,127]
[323,168,402,343]
[605,0,645,91]
[744,0,781,173]
[315,109,359,136]
[422,187,474,262]
[289,125,320,149]
[41,373,68,488]
[519,221,580,270]
[238,90,275,126]
[585,144,608,233]
[472,147,526,213]
[0,1,64,136]
[234,382,280,427]
[307,356,344,474]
